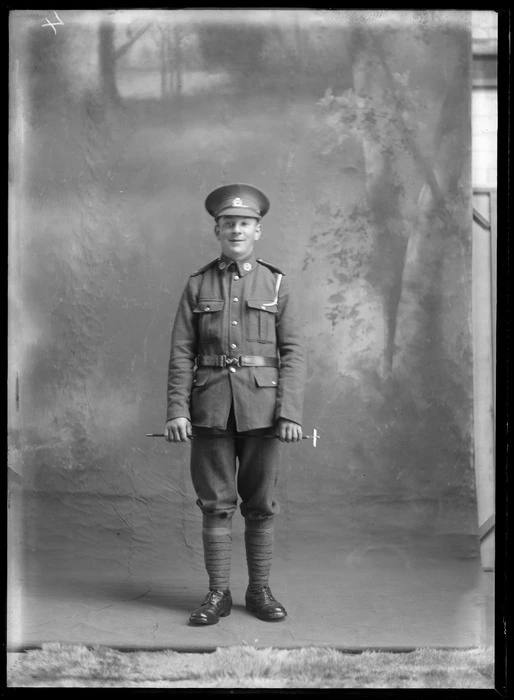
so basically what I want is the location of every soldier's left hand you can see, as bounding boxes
[277,419,303,443]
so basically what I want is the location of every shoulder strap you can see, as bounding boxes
[190,258,219,277]
[257,258,285,275]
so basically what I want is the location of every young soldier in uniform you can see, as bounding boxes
[165,183,306,625]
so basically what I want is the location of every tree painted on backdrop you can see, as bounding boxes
[99,19,151,105]
[196,19,267,86]
[304,18,474,508]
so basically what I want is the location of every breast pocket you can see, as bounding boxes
[193,299,224,343]
[246,299,278,343]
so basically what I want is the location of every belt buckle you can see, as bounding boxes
[224,355,242,367]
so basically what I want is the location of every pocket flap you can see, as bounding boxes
[192,369,209,386]
[193,300,225,313]
[247,299,278,313]
[254,368,279,387]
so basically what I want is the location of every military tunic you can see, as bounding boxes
[167,252,306,433]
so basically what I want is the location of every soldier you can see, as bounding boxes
[165,183,306,625]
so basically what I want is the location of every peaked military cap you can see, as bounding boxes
[205,183,270,220]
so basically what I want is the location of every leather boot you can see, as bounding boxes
[188,589,232,626]
[245,586,287,621]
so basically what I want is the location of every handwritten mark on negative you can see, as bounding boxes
[42,10,64,35]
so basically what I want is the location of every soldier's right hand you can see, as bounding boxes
[165,417,192,443]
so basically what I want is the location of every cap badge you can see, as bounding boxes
[232,197,243,206]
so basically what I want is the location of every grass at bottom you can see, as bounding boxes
[8,643,494,689]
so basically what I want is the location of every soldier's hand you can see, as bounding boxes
[165,417,192,443]
[277,419,303,443]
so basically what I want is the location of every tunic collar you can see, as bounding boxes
[218,252,257,277]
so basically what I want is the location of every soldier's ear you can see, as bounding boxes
[254,222,262,240]
[214,223,220,239]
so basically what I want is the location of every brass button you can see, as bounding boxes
[230,343,237,349]
[229,367,236,373]
[205,306,210,311]
[243,262,252,271]
[231,320,238,326]
[233,297,239,302]
[261,305,266,310]
[272,381,277,385]
[233,275,239,280]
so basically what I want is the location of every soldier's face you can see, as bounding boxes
[215,216,262,260]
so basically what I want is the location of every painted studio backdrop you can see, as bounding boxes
[9,10,480,646]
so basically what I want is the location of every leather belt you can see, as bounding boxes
[197,355,279,368]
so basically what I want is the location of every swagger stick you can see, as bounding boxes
[146,428,320,447]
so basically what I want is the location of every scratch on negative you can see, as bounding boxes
[143,315,156,364]
[111,503,131,528]
[91,589,151,612]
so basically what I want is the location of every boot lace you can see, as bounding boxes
[251,585,274,602]
[205,590,226,605]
